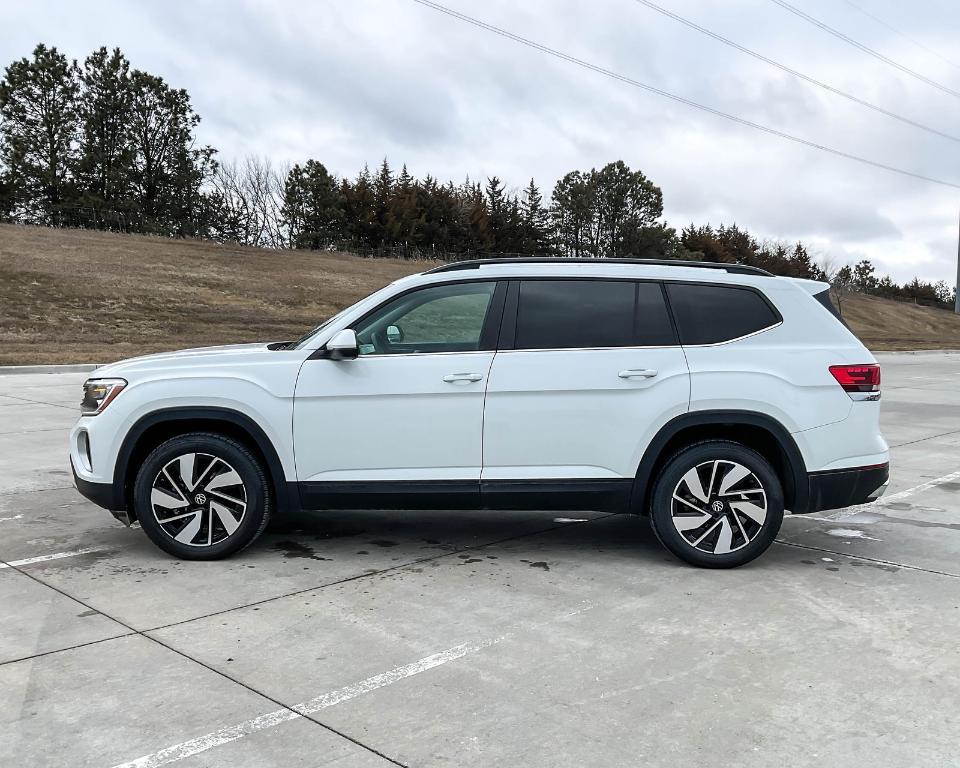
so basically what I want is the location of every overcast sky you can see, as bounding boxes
[3,0,959,283]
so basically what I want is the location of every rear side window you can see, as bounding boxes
[514,279,674,350]
[813,288,851,329]
[666,283,779,345]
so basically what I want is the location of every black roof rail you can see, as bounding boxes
[425,257,773,277]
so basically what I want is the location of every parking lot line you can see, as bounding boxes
[0,514,23,522]
[109,635,504,768]
[0,546,108,569]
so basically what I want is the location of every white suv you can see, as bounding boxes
[70,258,889,568]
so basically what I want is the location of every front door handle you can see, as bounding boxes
[443,373,484,383]
[618,369,658,379]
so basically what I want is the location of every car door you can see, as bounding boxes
[481,278,690,508]
[293,279,504,509]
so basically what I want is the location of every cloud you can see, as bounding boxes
[1,0,957,283]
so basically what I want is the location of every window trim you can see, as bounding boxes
[663,280,783,347]
[313,278,507,359]
[499,277,680,352]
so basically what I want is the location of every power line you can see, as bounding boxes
[410,0,960,190]
[841,0,960,72]
[768,0,960,100]
[633,0,960,144]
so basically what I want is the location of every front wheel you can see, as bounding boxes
[649,440,784,568]
[133,432,271,560]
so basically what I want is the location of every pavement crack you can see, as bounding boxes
[142,514,613,634]
[4,561,409,768]
[775,539,960,579]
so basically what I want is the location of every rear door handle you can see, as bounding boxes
[443,373,484,383]
[618,369,658,379]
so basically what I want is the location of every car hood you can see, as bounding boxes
[93,343,282,377]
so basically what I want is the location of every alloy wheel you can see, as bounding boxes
[670,459,767,555]
[150,452,247,547]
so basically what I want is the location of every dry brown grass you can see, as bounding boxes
[832,290,960,351]
[0,224,431,364]
[1,223,958,364]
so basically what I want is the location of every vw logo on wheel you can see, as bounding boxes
[194,493,207,505]
[711,500,725,513]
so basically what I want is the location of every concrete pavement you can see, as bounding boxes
[2,352,960,767]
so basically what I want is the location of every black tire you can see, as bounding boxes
[649,440,783,568]
[133,432,271,560]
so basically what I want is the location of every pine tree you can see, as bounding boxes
[520,178,550,254]
[485,176,506,251]
[372,158,392,245]
[282,159,344,250]
[76,47,133,214]
[127,69,211,233]
[0,44,80,220]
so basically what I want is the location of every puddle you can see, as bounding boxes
[270,540,330,561]
[826,528,881,541]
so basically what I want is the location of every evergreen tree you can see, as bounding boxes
[0,44,80,220]
[520,178,550,254]
[372,158,392,245]
[75,47,133,214]
[127,69,211,233]
[282,159,344,249]
[484,176,508,251]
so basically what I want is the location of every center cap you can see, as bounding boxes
[710,500,725,513]
[194,493,207,505]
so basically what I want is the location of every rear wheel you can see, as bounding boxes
[649,440,783,568]
[133,433,271,559]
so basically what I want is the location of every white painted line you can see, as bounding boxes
[0,514,24,523]
[110,635,504,768]
[553,517,589,523]
[828,469,960,520]
[0,546,106,569]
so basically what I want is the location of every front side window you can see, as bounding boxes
[666,283,780,345]
[514,279,674,350]
[354,281,496,355]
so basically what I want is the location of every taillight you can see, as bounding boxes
[829,364,881,395]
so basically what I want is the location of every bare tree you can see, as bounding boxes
[210,154,286,248]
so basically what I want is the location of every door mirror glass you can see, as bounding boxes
[325,328,358,360]
[385,324,404,344]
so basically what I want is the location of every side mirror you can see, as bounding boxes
[386,324,404,344]
[325,328,358,360]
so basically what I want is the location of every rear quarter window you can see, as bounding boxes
[666,283,780,345]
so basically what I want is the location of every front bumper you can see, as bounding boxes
[802,462,889,514]
[70,456,129,523]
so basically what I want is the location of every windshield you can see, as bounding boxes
[292,308,350,350]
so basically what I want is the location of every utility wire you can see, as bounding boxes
[410,0,960,190]
[633,0,960,144]
[768,0,960,100]
[841,0,960,72]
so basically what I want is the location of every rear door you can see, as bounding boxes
[481,278,690,507]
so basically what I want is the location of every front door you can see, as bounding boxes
[293,280,502,509]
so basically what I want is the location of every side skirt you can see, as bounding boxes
[297,479,633,513]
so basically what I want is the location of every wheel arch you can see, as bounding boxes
[631,410,808,515]
[114,407,297,520]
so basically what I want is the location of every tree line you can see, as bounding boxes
[0,43,955,309]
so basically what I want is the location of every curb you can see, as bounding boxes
[0,363,102,375]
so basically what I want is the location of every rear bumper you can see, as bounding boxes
[800,462,889,514]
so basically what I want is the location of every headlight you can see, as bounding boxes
[80,378,127,415]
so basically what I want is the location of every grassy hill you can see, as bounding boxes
[1,223,958,365]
